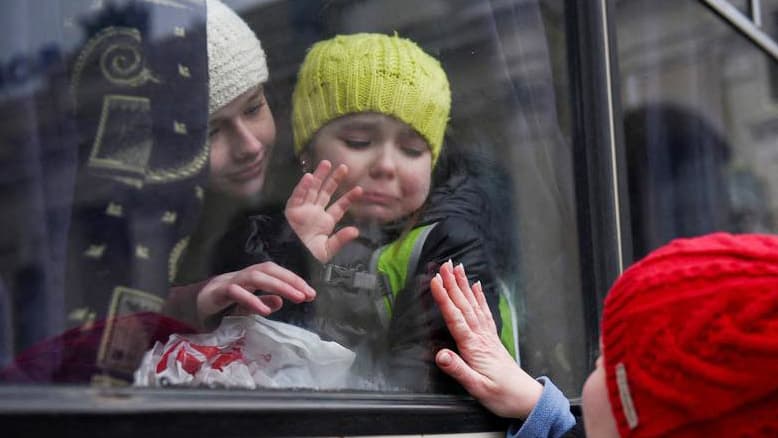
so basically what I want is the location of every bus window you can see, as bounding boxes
[0,0,209,375]
[727,0,750,17]
[235,0,587,395]
[616,0,778,260]
[0,0,595,434]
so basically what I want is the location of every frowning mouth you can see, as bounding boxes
[359,191,396,205]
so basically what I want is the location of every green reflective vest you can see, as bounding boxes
[368,223,519,360]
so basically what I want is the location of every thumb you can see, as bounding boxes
[258,295,283,314]
[435,349,484,395]
[326,226,359,257]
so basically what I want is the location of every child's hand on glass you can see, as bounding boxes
[285,160,363,263]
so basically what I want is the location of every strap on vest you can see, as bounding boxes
[369,222,519,358]
[369,223,438,328]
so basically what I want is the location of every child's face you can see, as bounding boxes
[208,86,275,200]
[309,113,432,223]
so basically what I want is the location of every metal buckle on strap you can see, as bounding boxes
[321,264,378,290]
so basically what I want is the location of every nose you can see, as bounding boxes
[229,120,263,162]
[368,143,397,179]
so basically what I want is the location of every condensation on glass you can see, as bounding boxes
[0,0,587,398]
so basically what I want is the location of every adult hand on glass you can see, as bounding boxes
[285,160,363,263]
[431,261,543,419]
[196,262,316,327]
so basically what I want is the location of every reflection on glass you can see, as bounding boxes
[727,0,751,17]
[617,0,778,261]
[1,0,587,399]
[210,0,585,396]
[761,0,778,29]
[0,0,208,381]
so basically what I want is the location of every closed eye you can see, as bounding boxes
[244,102,263,116]
[344,138,371,149]
[402,146,425,157]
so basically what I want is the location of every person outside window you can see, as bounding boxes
[430,232,778,437]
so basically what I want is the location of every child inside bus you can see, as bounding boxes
[237,33,516,392]
[431,232,778,437]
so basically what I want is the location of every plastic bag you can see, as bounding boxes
[134,315,356,389]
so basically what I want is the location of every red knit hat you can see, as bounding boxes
[601,232,778,437]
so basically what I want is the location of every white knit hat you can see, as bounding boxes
[206,0,269,115]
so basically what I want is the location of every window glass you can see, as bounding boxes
[1,0,587,399]
[727,0,751,17]
[760,1,778,39]
[0,0,209,381]
[616,0,778,260]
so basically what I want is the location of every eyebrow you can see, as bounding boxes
[337,118,419,138]
[339,123,376,133]
[243,87,263,104]
[208,87,264,124]
[229,85,263,110]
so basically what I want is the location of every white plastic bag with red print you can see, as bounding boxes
[134,315,356,389]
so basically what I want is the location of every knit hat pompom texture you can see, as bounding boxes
[206,0,268,115]
[601,232,778,437]
[292,33,451,163]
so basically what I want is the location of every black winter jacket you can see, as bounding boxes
[237,173,509,392]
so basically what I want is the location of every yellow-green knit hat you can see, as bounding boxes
[291,33,451,164]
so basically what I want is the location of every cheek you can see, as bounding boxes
[341,169,363,193]
[400,166,431,205]
[311,140,341,166]
[251,115,276,146]
[581,368,620,438]
[208,140,227,176]
[314,148,365,191]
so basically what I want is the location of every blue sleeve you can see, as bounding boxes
[506,376,576,438]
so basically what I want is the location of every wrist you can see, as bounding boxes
[165,280,209,329]
[515,378,544,419]
[502,370,543,419]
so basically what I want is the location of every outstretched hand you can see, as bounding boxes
[430,261,543,419]
[285,160,363,263]
[196,262,316,327]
